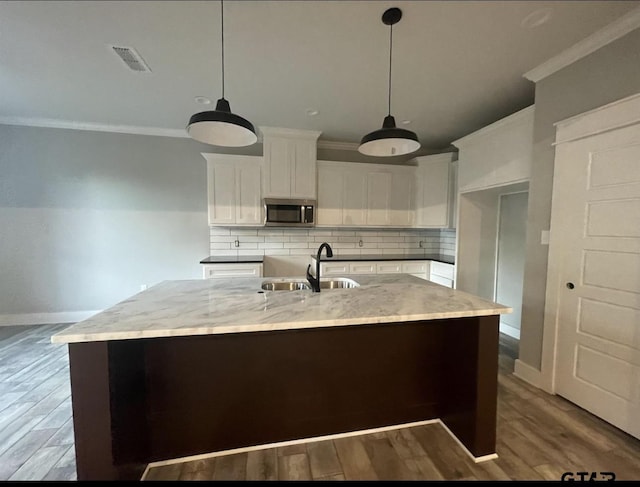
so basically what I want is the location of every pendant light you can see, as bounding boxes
[358,8,420,157]
[187,0,257,147]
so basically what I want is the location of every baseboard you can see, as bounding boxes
[514,359,543,389]
[499,322,520,339]
[146,417,496,470]
[0,310,101,326]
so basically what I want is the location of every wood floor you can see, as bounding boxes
[0,324,75,481]
[1,325,639,481]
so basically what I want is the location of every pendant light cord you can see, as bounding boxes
[220,0,225,99]
[388,23,393,116]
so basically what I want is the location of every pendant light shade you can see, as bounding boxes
[358,8,420,157]
[187,0,257,147]
[188,98,257,147]
[358,115,420,156]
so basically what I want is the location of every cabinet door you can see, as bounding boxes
[208,161,236,224]
[320,262,349,276]
[366,172,391,226]
[317,164,343,225]
[290,139,317,199]
[449,161,458,229]
[343,168,367,226]
[376,262,402,273]
[416,160,450,227]
[262,138,291,198]
[203,264,263,279]
[235,161,262,225]
[349,262,376,274]
[402,261,429,278]
[390,169,415,226]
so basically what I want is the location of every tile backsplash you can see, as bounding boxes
[210,227,456,257]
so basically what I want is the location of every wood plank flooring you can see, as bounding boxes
[1,325,639,481]
[146,333,640,481]
[0,324,76,481]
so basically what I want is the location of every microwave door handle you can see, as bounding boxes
[301,205,306,224]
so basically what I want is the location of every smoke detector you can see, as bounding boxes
[110,46,152,73]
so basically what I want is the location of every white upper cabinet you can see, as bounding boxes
[390,167,415,226]
[204,154,262,226]
[317,162,344,226]
[260,127,321,199]
[414,153,456,228]
[366,171,392,226]
[343,167,367,226]
[453,106,534,193]
[317,161,417,228]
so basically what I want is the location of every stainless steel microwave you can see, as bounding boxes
[264,198,315,227]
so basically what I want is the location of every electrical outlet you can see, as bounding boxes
[234,239,240,248]
[541,230,550,245]
[358,239,363,247]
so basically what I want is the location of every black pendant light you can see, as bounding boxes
[187,0,257,147]
[358,8,420,157]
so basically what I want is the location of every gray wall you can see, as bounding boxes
[496,191,528,333]
[0,125,213,315]
[519,28,640,369]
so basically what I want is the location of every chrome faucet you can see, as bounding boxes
[307,242,333,292]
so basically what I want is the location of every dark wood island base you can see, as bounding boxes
[68,315,499,480]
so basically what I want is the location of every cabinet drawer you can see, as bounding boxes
[430,261,455,280]
[202,263,263,279]
[429,274,453,288]
[376,262,402,273]
[320,263,349,276]
[401,262,429,275]
[349,262,376,274]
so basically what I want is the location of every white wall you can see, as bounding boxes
[0,124,210,322]
[496,191,528,339]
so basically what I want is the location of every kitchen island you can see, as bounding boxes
[52,274,510,480]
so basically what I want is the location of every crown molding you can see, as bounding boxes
[317,140,360,151]
[524,5,640,83]
[0,116,189,138]
[452,105,534,149]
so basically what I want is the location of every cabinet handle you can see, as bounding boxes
[566,282,575,290]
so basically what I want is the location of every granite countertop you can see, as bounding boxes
[312,253,455,265]
[52,275,509,344]
[200,255,264,264]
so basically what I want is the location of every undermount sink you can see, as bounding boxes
[319,278,360,289]
[260,277,360,291]
[261,279,310,291]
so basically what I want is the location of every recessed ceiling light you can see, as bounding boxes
[194,96,212,105]
[306,109,319,117]
[521,8,552,29]
[401,120,412,125]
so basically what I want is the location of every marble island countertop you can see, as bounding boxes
[52,275,511,344]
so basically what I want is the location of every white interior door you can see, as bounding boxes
[550,118,640,439]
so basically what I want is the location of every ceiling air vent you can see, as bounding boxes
[110,46,152,73]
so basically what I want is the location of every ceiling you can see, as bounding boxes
[0,1,637,150]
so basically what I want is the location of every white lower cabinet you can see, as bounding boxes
[318,260,432,281]
[349,262,376,274]
[429,261,455,288]
[376,262,402,274]
[402,262,430,277]
[317,259,454,285]
[202,263,263,279]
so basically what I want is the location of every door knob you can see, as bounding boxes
[566,282,575,290]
